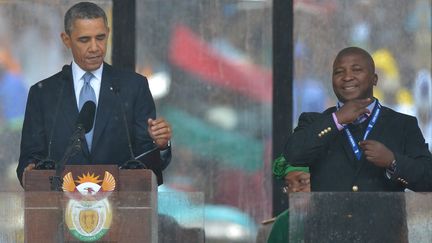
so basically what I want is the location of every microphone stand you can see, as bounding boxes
[50,127,85,191]
[112,83,148,170]
[120,146,158,169]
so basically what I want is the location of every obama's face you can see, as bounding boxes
[61,17,109,71]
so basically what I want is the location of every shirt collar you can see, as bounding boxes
[71,61,103,82]
[337,98,377,124]
[337,98,377,115]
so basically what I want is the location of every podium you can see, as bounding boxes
[23,165,158,243]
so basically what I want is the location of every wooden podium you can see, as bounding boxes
[23,165,158,243]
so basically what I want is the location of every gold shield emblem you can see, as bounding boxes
[79,210,99,233]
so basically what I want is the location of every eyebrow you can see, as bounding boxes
[286,175,310,182]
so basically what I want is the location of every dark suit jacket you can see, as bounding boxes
[284,104,431,242]
[17,63,170,186]
[284,105,432,192]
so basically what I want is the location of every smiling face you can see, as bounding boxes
[61,17,109,71]
[332,49,378,103]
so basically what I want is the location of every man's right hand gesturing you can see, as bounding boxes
[335,98,372,124]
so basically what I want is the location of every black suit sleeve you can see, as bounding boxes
[17,84,47,185]
[131,75,171,184]
[390,116,432,191]
[284,112,339,166]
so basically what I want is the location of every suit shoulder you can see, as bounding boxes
[299,106,335,119]
[380,106,423,131]
[323,106,337,114]
[299,112,321,119]
[30,70,64,91]
[107,65,148,84]
[381,106,417,121]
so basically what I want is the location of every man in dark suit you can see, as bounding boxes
[283,47,432,242]
[17,2,172,186]
[284,46,432,192]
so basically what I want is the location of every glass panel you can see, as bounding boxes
[136,1,273,242]
[0,0,113,191]
[289,192,432,242]
[293,0,432,151]
[158,191,205,242]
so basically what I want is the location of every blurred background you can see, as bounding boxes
[0,0,430,242]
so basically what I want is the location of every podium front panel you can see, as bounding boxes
[5,191,158,243]
[0,191,206,243]
[288,192,432,243]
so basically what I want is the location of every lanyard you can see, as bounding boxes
[341,102,381,160]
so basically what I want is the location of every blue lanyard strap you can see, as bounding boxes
[342,102,382,160]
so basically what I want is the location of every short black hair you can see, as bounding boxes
[334,46,375,73]
[64,2,108,35]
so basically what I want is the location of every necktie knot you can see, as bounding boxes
[79,72,96,110]
[83,72,93,85]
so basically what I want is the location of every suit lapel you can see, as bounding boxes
[59,65,80,134]
[365,106,387,142]
[59,65,91,155]
[324,108,358,165]
[352,107,388,182]
[91,64,116,152]
[339,131,358,166]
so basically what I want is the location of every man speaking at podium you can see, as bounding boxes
[17,2,172,187]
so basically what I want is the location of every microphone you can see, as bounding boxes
[50,100,96,191]
[35,65,69,170]
[110,82,148,169]
[76,101,96,133]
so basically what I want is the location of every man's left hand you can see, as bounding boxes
[148,118,172,149]
[359,140,395,168]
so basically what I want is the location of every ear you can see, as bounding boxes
[60,32,71,49]
[372,74,378,86]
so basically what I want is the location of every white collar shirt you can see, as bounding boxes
[71,61,103,108]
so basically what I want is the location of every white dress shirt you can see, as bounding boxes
[71,61,103,108]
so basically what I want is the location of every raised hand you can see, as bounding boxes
[147,118,172,149]
[335,98,372,124]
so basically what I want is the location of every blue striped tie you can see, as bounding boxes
[79,72,96,151]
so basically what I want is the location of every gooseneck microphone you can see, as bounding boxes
[50,101,96,191]
[110,82,147,169]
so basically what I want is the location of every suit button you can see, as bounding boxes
[352,185,358,192]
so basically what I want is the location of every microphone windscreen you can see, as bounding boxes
[77,101,96,133]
